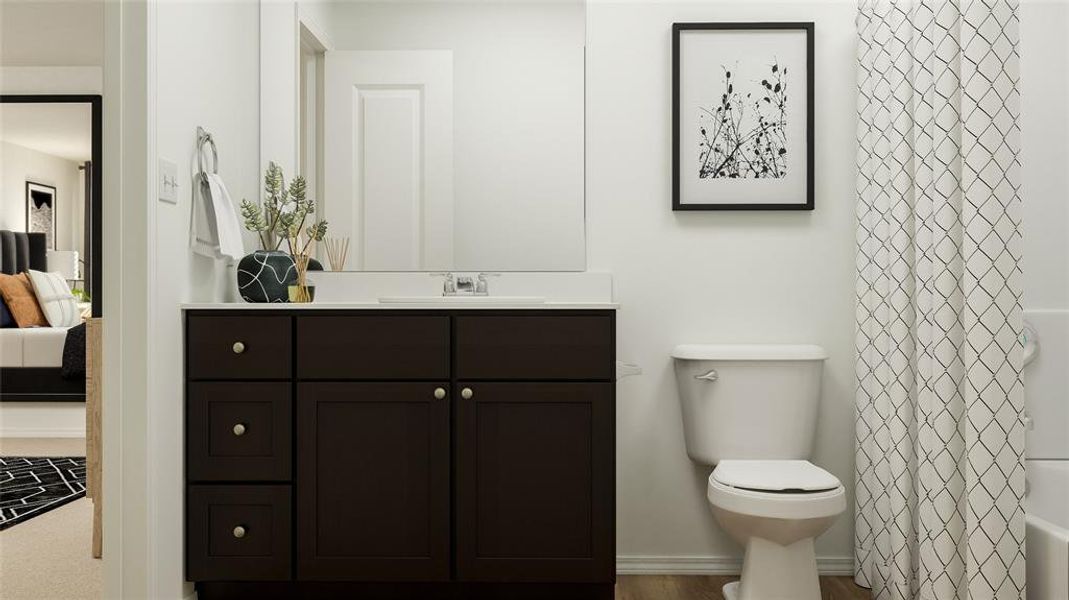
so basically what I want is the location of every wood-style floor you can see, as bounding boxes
[617,575,870,600]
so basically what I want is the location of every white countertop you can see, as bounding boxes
[181,301,619,310]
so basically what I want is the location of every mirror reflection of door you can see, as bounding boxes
[324,50,455,271]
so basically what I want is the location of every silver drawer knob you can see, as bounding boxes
[461,387,474,400]
[232,423,246,436]
[433,387,447,400]
[232,341,246,354]
[232,525,246,539]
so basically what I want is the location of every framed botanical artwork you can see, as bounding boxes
[26,181,57,248]
[672,22,814,210]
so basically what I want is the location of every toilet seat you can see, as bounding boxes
[707,460,845,520]
[713,460,840,492]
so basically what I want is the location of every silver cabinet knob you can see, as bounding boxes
[461,387,474,400]
[433,387,447,400]
[232,423,246,436]
[232,341,246,354]
[232,525,246,539]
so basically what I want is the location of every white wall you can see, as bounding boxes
[1020,0,1069,312]
[586,1,859,568]
[0,1,103,67]
[151,1,260,597]
[300,1,586,271]
[0,140,82,252]
[1020,0,1069,467]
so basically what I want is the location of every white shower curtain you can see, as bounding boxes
[854,1,1026,599]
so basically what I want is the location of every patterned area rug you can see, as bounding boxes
[0,457,87,531]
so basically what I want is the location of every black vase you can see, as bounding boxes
[237,250,297,303]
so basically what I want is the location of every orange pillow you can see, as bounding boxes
[0,273,48,328]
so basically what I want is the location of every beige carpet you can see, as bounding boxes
[0,438,100,600]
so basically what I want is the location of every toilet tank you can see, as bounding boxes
[672,344,828,466]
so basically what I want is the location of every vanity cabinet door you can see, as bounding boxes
[296,382,450,581]
[455,382,614,583]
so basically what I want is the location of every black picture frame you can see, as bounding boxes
[25,181,58,248]
[672,22,814,211]
[3,94,103,317]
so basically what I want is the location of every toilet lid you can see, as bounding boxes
[712,460,840,492]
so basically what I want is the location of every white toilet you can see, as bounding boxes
[672,344,845,600]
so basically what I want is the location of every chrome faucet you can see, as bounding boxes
[475,272,500,295]
[431,272,456,296]
[455,275,475,295]
[432,272,500,296]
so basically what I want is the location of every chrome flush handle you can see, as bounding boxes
[695,369,719,382]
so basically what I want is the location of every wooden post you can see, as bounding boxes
[86,317,103,558]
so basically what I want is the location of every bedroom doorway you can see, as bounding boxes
[0,94,104,600]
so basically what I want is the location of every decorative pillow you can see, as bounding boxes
[0,294,14,328]
[0,273,48,328]
[27,270,81,327]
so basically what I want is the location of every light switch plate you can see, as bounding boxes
[158,158,179,204]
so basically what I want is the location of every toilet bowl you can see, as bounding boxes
[671,345,844,600]
[707,460,845,600]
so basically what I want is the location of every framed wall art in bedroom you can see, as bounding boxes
[26,181,58,248]
[672,22,814,211]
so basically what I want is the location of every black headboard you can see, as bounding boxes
[0,231,48,275]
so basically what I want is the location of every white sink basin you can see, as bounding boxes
[378,296,546,305]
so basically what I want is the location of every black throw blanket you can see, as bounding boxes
[61,322,87,380]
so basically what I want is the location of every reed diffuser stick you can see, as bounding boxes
[325,236,350,271]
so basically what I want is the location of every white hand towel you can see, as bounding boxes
[205,174,246,261]
[190,172,218,258]
[190,172,245,261]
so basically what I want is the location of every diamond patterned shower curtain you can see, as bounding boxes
[854,1,1025,599]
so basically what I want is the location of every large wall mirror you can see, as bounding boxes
[272,1,586,272]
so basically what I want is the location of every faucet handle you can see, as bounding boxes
[475,272,500,295]
[430,272,456,295]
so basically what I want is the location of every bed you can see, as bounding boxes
[0,230,85,402]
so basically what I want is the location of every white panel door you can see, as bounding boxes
[324,50,453,270]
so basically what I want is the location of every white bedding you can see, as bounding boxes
[0,327,72,368]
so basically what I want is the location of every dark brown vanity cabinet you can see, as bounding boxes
[185,309,615,599]
[297,382,451,581]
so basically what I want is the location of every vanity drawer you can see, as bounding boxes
[187,316,292,380]
[456,315,613,380]
[187,382,292,482]
[186,485,292,582]
[297,316,450,379]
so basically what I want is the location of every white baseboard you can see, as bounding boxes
[0,426,86,438]
[0,403,87,438]
[616,555,855,576]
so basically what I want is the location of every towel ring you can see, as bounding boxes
[196,126,219,175]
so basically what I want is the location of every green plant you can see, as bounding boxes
[240,162,329,252]
[240,162,328,301]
